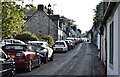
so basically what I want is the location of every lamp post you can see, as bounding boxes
[47,3,51,44]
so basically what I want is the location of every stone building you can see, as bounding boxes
[24,5,58,41]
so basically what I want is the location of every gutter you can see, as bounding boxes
[102,2,120,24]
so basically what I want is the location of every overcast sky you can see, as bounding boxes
[22,0,102,33]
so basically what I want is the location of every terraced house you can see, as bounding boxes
[101,1,120,76]
[24,5,67,41]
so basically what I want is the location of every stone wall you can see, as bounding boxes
[24,10,58,41]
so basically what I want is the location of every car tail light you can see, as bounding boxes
[16,52,25,57]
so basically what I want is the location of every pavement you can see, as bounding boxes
[88,43,105,76]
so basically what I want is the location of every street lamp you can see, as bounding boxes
[47,3,51,44]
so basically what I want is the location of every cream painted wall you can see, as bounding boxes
[118,4,120,76]
[107,4,119,75]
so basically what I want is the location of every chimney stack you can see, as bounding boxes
[38,5,44,11]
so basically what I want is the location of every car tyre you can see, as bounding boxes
[10,64,16,77]
[38,58,41,67]
[49,53,53,61]
[44,55,48,63]
[27,60,32,72]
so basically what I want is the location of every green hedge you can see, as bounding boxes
[15,31,39,42]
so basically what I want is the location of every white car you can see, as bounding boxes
[27,41,54,63]
[53,40,68,53]
[0,39,25,47]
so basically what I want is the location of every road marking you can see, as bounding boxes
[67,58,78,73]
[58,43,83,75]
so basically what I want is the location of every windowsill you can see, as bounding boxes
[109,63,113,70]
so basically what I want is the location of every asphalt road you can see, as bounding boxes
[16,42,95,76]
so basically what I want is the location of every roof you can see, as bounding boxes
[102,2,119,23]
[27,41,47,44]
[55,40,65,42]
[3,43,27,46]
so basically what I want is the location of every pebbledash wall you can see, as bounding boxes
[107,3,120,76]
[24,5,58,41]
[118,3,120,76]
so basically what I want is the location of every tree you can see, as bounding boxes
[0,1,2,40]
[93,2,103,24]
[61,16,75,26]
[2,2,25,39]
[41,35,55,46]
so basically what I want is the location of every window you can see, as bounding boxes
[109,21,114,65]
[0,50,6,59]
[54,42,65,47]
[29,43,43,47]
[4,45,24,50]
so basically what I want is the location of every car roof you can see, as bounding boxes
[55,40,65,42]
[27,41,47,44]
[2,39,25,44]
[3,43,28,46]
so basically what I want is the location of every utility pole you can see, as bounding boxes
[47,3,51,44]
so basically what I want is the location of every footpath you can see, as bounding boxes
[88,43,105,77]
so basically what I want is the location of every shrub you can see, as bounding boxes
[41,35,55,46]
[15,31,39,42]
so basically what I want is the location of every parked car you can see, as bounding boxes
[66,37,76,45]
[0,39,25,47]
[27,41,54,63]
[52,40,68,53]
[65,40,75,50]
[2,44,41,72]
[0,48,16,77]
[64,40,72,51]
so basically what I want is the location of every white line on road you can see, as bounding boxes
[58,43,83,75]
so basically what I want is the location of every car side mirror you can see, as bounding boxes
[5,55,11,60]
[36,52,40,56]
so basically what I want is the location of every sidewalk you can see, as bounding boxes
[88,43,105,76]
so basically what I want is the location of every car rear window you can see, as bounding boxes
[3,45,24,50]
[29,43,43,47]
[54,42,65,47]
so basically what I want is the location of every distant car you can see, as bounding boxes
[66,37,76,45]
[65,40,74,50]
[2,44,41,72]
[0,39,25,47]
[52,40,68,53]
[0,48,16,77]
[64,40,72,51]
[27,41,54,63]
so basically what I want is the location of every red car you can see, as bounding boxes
[65,40,75,50]
[2,44,41,72]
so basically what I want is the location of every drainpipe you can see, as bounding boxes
[100,33,101,61]
[105,25,107,77]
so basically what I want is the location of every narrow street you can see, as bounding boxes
[15,42,105,77]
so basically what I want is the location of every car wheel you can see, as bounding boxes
[49,53,53,61]
[10,64,16,77]
[44,53,48,63]
[27,60,32,72]
[38,58,41,67]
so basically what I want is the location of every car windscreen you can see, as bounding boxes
[0,50,2,58]
[29,43,43,47]
[3,45,24,50]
